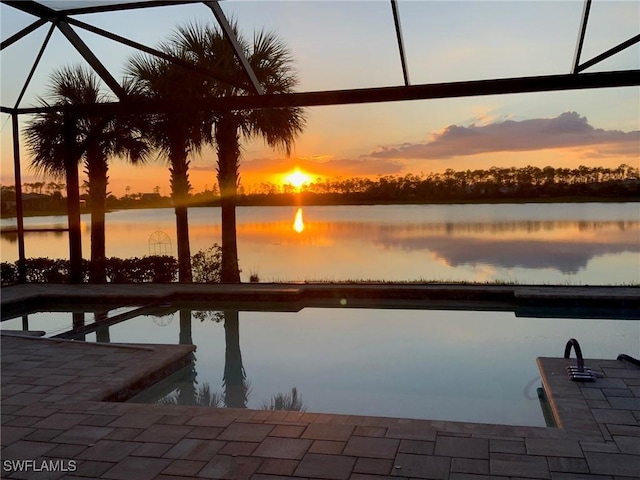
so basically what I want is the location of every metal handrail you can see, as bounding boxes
[564,338,585,372]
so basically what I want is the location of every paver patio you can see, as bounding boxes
[1,284,638,479]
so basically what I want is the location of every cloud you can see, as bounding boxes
[369,112,640,160]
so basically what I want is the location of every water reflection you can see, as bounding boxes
[72,312,85,341]
[165,309,220,407]
[376,227,640,274]
[236,217,639,276]
[293,208,304,233]
[126,309,305,411]
[2,204,638,283]
[223,310,249,408]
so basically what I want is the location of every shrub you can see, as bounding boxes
[2,247,221,284]
[105,256,178,283]
[1,262,17,286]
[136,255,178,283]
[24,258,72,283]
[191,243,223,283]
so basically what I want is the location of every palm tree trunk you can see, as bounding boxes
[175,206,192,282]
[220,195,240,283]
[216,115,241,283]
[87,155,108,283]
[170,148,192,283]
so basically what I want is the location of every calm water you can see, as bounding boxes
[4,306,638,426]
[2,202,639,284]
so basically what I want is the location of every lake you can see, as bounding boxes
[2,202,639,284]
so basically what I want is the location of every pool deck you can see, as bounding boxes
[2,283,639,318]
[1,283,639,479]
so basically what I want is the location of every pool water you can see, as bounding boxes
[0,306,139,337]
[13,306,633,427]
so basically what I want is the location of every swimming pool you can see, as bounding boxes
[6,304,636,427]
[0,306,140,337]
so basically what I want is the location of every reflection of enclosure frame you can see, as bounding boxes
[1,0,639,283]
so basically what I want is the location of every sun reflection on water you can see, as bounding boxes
[293,208,304,233]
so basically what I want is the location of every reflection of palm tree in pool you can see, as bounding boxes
[146,309,307,410]
[173,308,245,408]
[223,310,249,408]
[176,309,197,404]
[94,311,110,343]
[72,312,85,341]
[160,378,222,407]
[172,309,222,407]
[179,309,193,345]
[221,310,305,411]
[262,387,306,412]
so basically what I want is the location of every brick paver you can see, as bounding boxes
[162,438,226,460]
[102,456,172,480]
[294,453,356,480]
[434,436,488,459]
[584,451,640,477]
[252,436,312,459]
[198,455,262,479]
[490,452,550,479]
[344,435,399,459]
[302,423,355,441]
[392,453,450,479]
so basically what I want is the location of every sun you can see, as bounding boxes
[283,168,311,190]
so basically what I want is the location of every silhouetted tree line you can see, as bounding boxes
[240,164,639,205]
[2,164,638,216]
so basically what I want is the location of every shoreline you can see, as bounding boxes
[2,195,638,220]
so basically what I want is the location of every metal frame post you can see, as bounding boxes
[391,0,410,86]
[572,0,592,74]
[11,113,26,283]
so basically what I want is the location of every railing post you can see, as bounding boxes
[11,113,27,283]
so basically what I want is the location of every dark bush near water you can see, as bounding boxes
[1,244,223,286]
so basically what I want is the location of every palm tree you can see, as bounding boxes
[126,48,212,282]
[173,22,306,282]
[24,66,149,283]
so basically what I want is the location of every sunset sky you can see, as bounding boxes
[1,0,638,196]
